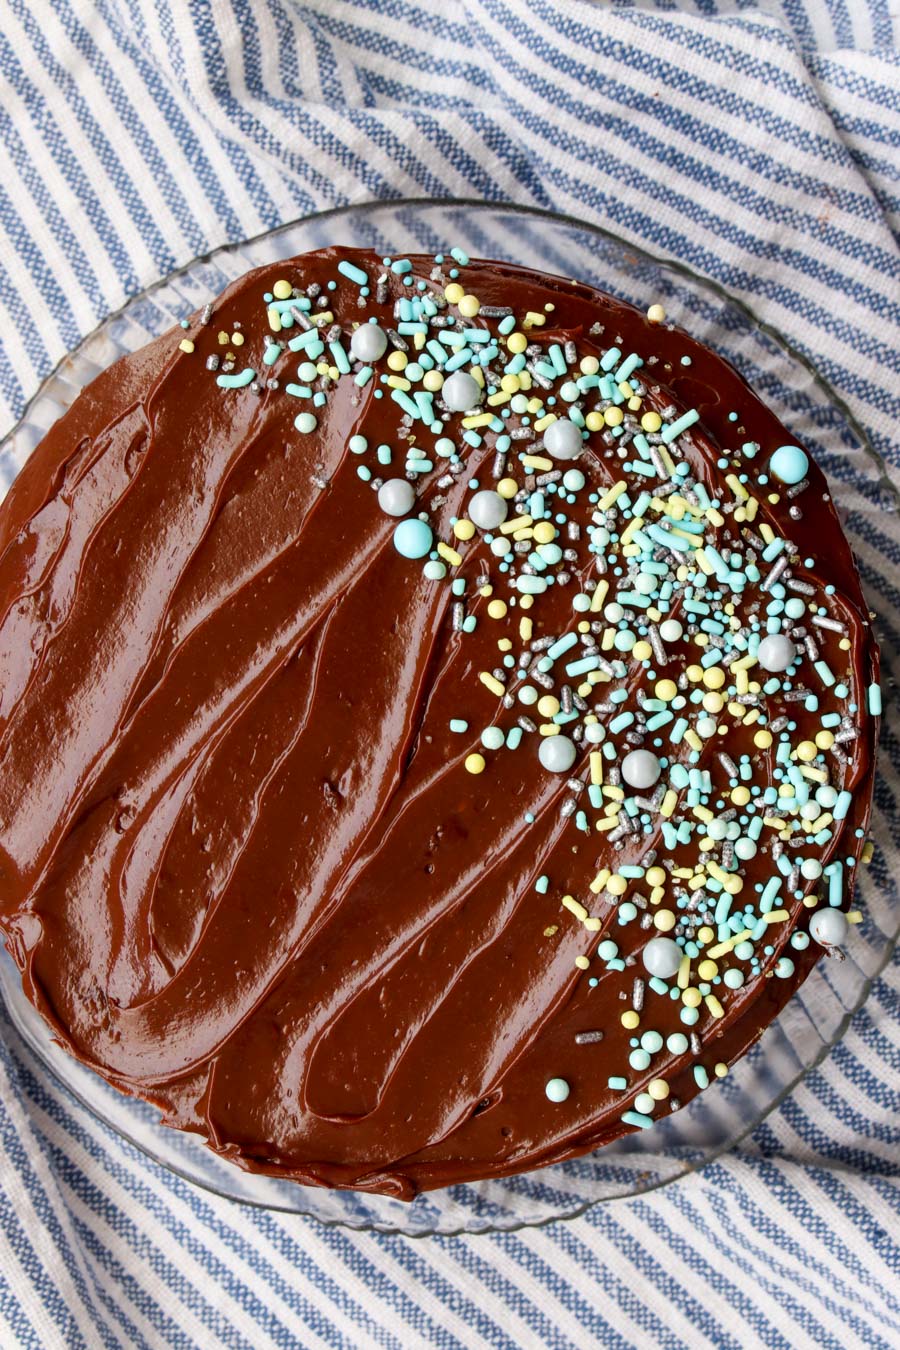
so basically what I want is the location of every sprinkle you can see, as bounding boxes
[868,684,882,716]
[479,671,506,698]
[217,367,256,389]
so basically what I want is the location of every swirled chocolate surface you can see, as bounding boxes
[0,248,879,1197]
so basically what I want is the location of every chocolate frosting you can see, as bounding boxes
[0,248,879,1198]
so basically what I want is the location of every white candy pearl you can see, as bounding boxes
[621,749,661,790]
[467,489,508,531]
[545,1077,570,1103]
[659,619,683,643]
[757,633,797,673]
[810,908,849,947]
[442,371,482,412]
[584,723,605,744]
[350,324,388,363]
[377,478,416,517]
[801,858,823,880]
[642,937,682,979]
[538,735,577,774]
[543,418,583,460]
[735,838,757,861]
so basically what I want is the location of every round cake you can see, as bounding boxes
[0,246,880,1198]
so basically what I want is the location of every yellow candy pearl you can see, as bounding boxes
[585,411,605,432]
[506,331,527,354]
[815,730,835,749]
[655,679,678,702]
[453,519,476,541]
[537,695,561,718]
[682,988,702,1008]
[444,282,464,304]
[604,406,624,427]
[641,411,662,432]
[487,600,507,620]
[647,303,666,323]
[654,910,676,932]
[632,640,653,662]
[272,279,293,299]
[423,370,444,392]
[647,1078,670,1100]
[387,350,408,371]
[697,959,718,980]
[702,667,725,690]
[497,477,519,499]
[646,866,666,888]
[607,874,628,896]
[753,729,773,750]
[796,740,818,762]
[532,521,556,544]
[457,294,480,318]
[731,786,751,807]
[703,692,725,714]
[465,753,485,775]
[621,1010,640,1030]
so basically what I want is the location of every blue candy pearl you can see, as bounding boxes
[393,518,433,558]
[769,444,809,485]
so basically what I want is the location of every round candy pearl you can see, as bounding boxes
[543,418,583,460]
[769,444,809,485]
[377,478,416,517]
[350,323,388,363]
[734,838,757,861]
[642,937,682,980]
[621,749,661,790]
[442,370,482,412]
[467,489,508,531]
[810,908,849,947]
[538,735,577,774]
[545,1077,570,1103]
[562,469,585,491]
[801,858,823,880]
[757,633,797,673]
[392,518,433,559]
[659,619,683,643]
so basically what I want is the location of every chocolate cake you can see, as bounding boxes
[0,247,880,1198]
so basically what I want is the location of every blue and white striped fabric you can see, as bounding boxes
[1,2,898,1346]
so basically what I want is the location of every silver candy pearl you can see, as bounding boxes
[350,324,388,363]
[642,937,682,979]
[377,478,416,517]
[442,371,482,412]
[621,749,661,790]
[538,735,577,774]
[468,489,508,531]
[757,634,797,673]
[543,418,583,460]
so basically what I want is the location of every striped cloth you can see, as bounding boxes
[1,2,898,1346]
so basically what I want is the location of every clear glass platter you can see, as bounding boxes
[0,200,897,1237]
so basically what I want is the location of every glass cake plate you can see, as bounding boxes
[0,201,897,1238]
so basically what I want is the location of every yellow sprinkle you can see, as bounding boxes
[848,910,863,924]
[862,841,875,864]
[523,310,546,329]
[487,391,511,407]
[705,507,725,527]
[745,497,759,521]
[693,804,714,823]
[647,303,666,323]
[697,925,715,943]
[764,909,790,925]
[589,869,611,895]
[595,814,619,832]
[574,955,590,970]
[537,695,560,718]
[584,916,602,932]
[519,616,533,642]
[800,765,827,783]
[437,542,462,566]
[500,514,533,535]
[620,517,644,546]
[465,753,485,775]
[725,474,749,501]
[705,995,725,1020]
[590,579,610,613]
[533,413,556,432]
[677,955,691,989]
[660,789,678,818]
[178,338,195,353]
[707,862,743,895]
[313,311,334,327]
[386,375,412,391]
[562,895,588,922]
[497,638,512,652]
[684,729,703,752]
[649,885,665,906]
[589,752,604,786]
[521,454,554,471]
[462,413,495,429]
[266,309,282,332]
[597,481,627,511]
[478,671,506,698]
[695,549,714,576]
[539,723,560,736]
[602,785,624,801]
